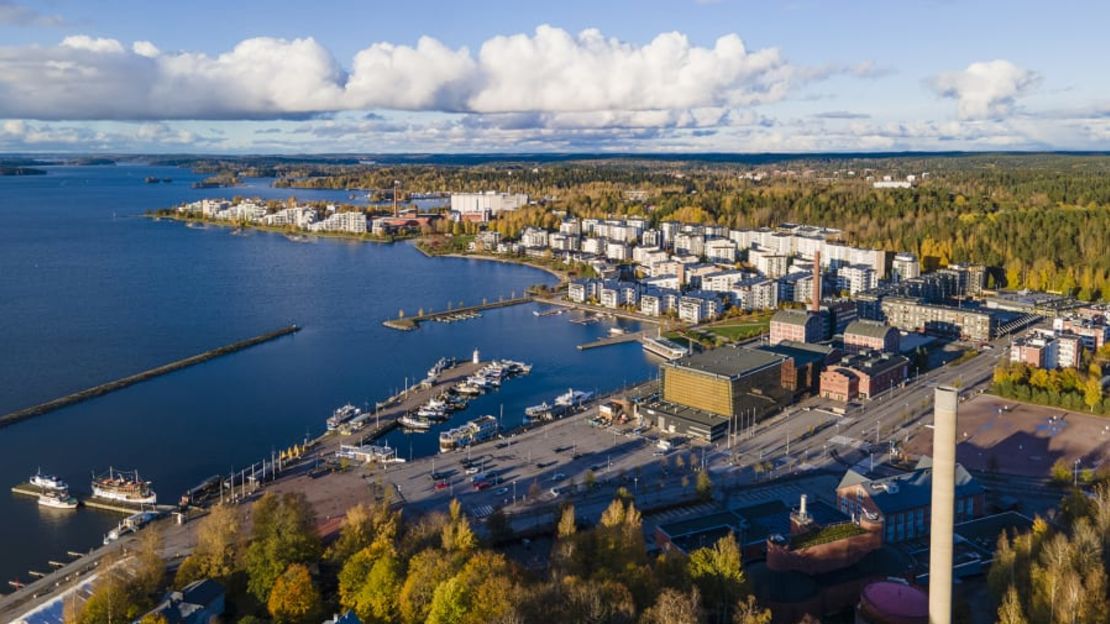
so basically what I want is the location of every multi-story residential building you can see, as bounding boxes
[836,264,878,295]
[599,281,640,308]
[1010,330,1060,369]
[310,211,367,234]
[558,219,581,236]
[843,320,900,353]
[261,206,317,229]
[225,202,268,222]
[581,218,601,236]
[731,278,779,311]
[705,238,738,263]
[548,232,579,251]
[474,230,502,251]
[748,247,790,278]
[1053,317,1110,351]
[678,291,722,324]
[519,227,547,249]
[641,229,662,248]
[582,237,604,255]
[879,297,996,342]
[450,192,528,221]
[836,460,984,544]
[819,351,909,400]
[568,279,600,303]
[605,241,631,262]
[770,310,824,345]
[634,247,670,269]
[1057,334,1084,369]
[660,221,681,247]
[644,274,681,290]
[700,270,749,292]
[891,253,921,282]
[674,232,706,258]
[640,288,675,317]
[784,274,816,307]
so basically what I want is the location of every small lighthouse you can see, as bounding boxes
[472,348,480,364]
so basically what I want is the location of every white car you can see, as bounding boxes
[465,466,480,475]
[549,487,561,497]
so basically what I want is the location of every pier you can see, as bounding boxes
[0,324,301,429]
[383,297,533,330]
[576,330,649,350]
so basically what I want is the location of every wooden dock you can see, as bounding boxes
[0,324,301,428]
[383,297,533,330]
[577,330,648,350]
[80,497,172,515]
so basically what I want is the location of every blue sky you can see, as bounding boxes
[1,0,1107,153]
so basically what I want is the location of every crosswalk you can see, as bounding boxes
[469,504,495,519]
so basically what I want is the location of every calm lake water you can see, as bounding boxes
[0,164,655,587]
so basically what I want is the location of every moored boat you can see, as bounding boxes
[30,469,68,492]
[38,490,78,510]
[90,468,157,505]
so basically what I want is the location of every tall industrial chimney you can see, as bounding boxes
[811,250,822,313]
[928,386,959,624]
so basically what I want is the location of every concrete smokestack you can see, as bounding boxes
[811,251,822,313]
[928,386,959,624]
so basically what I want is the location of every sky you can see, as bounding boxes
[1,0,1108,154]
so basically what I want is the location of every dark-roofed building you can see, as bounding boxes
[654,510,745,555]
[820,351,909,401]
[757,340,840,395]
[640,346,793,441]
[843,320,900,354]
[835,459,985,544]
[770,309,824,345]
[141,579,225,624]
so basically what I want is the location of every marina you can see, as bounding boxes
[382,295,534,330]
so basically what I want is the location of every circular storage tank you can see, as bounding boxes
[856,580,928,624]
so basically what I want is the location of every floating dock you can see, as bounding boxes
[577,330,648,350]
[0,324,301,428]
[383,297,532,330]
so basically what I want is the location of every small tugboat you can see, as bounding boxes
[398,413,434,431]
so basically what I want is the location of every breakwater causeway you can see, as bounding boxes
[0,324,301,428]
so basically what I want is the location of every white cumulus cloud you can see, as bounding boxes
[0,26,836,122]
[930,60,1039,120]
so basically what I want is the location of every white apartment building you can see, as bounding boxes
[262,206,317,229]
[641,229,662,248]
[836,264,878,295]
[450,192,528,217]
[892,253,921,282]
[644,274,681,290]
[521,227,549,249]
[674,233,706,258]
[559,219,581,236]
[748,247,789,278]
[549,232,579,251]
[311,211,367,234]
[700,270,749,292]
[605,241,631,262]
[705,238,738,263]
[731,277,779,311]
[582,237,604,255]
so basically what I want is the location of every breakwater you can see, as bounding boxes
[383,297,533,330]
[0,325,301,428]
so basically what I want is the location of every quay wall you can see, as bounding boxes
[0,325,301,429]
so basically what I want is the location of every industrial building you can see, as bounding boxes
[843,320,901,354]
[879,297,996,342]
[770,309,824,345]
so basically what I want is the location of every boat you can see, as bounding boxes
[30,469,68,492]
[455,383,482,396]
[554,389,594,408]
[525,402,554,418]
[439,415,499,453]
[90,468,157,505]
[38,490,78,510]
[609,327,627,336]
[641,336,690,361]
[399,413,434,430]
[326,404,361,431]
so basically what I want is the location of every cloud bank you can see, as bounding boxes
[0,26,820,122]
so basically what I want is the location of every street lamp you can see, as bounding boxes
[1074,458,1082,488]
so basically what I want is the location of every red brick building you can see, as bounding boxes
[819,352,909,401]
[842,320,900,354]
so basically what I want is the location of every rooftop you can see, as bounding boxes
[772,309,818,327]
[844,320,896,340]
[837,462,983,515]
[758,340,837,366]
[663,346,786,379]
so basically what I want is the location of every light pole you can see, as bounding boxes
[1074,458,1081,488]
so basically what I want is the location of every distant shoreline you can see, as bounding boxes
[147,212,402,244]
[414,245,567,281]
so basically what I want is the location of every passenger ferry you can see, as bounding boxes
[439,415,499,453]
[30,469,68,492]
[38,490,78,510]
[91,468,157,505]
[326,404,362,431]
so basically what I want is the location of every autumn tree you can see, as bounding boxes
[641,587,703,624]
[175,503,241,587]
[267,563,321,624]
[244,492,322,601]
[688,532,746,623]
